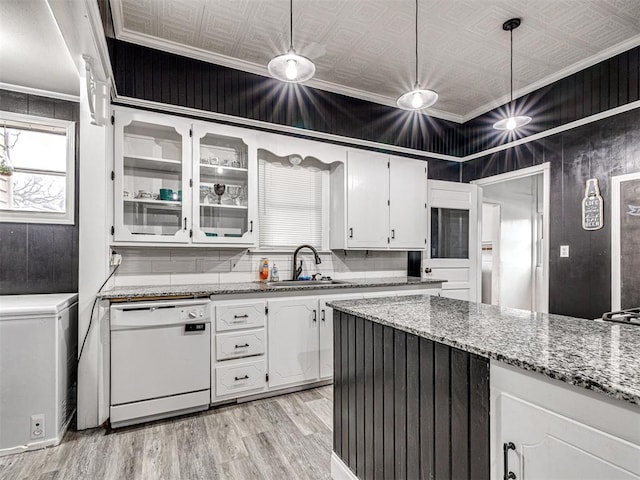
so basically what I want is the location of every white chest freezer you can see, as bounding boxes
[0,293,78,457]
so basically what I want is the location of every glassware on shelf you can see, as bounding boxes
[213,183,226,204]
[200,186,210,205]
[239,185,248,207]
[226,185,241,205]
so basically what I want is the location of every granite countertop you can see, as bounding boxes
[99,276,444,300]
[328,295,640,407]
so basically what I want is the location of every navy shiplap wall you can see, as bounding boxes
[106,39,462,182]
[461,46,640,156]
[465,107,640,319]
[334,312,490,480]
[0,89,79,295]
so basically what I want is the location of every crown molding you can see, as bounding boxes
[462,34,640,122]
[112,94,463,162]
[0,82,80,102]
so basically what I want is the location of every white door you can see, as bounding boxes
[498,394,640,480]
[346,150,390,248]
[389,156,428,249]
[267,297,319,388]
[426,180,481,301]
[612,172,640,310]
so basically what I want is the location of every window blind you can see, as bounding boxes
[259,158,325,248]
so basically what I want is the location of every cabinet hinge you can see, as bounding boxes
[189,128,193,137]
[265,306,269,315]
[189,229,193,238]
[189,178,193,188]
[110,115,114,125]
[266,373,269,382]
[110,226,114,236]
[110,171,115,181]
[424,238,427,245]
[387,199,390,206]
[387,160,390,168]
[387,237,390,244]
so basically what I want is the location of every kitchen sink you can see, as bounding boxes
[263,280,350,288]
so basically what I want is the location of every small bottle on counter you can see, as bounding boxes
[259,258,269,281]
[271,264,279,282]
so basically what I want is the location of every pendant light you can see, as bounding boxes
[493,18,532,131]
[267,0,315,83]
[397,0,438,110]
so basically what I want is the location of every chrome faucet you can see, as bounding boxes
[292,245,322,280]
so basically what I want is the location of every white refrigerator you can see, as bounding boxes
[0,293,78,457]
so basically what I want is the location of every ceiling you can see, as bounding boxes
[0,0,79,98]
[111,0,640,123]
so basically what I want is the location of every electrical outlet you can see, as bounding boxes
[560,245,570,258]
[110,253,122,266]
[31,414,45,439]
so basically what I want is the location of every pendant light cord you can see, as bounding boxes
[289,0,294,51]
[510,27,514,103]
[415,0,419,85]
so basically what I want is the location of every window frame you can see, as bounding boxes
[0,111,76,225]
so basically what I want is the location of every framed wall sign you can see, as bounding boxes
[582,178,604,231]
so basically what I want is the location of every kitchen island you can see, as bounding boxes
[329,294,640,480]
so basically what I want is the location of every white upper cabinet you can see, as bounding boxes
[192,123,257,245]
[113,109,192,243]
[389,156,428,249]
[330,149,428,250]
[112,107,257,246]
[346,150,390,248]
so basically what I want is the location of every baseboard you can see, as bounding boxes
[331,452,358,480]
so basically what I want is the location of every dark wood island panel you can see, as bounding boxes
[333,312,490,480]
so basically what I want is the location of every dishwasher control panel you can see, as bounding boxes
[180,305,208,321]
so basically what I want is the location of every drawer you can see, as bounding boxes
[216,329,265,360]
[216,359,266,397]
[215,301,266,332]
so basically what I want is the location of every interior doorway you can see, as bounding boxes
[472,164,550,313]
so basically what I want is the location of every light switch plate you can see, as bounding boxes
[560,245,570,257]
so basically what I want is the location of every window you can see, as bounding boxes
[0,112,75,224]
[258,150,329,249]
[431,207,470,258]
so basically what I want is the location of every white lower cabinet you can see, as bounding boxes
[211,299,268,402]
[211,287,440,403]
[267,297,320,389]
[492,362,640,480]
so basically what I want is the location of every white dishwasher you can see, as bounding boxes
[110,299,211,428]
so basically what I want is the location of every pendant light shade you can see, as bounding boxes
[397,0,438,111]
[268,0,315,83]
[493,18,532,131]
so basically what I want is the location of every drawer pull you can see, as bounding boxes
[233,314,249,319]
[235,343,250,348]
[234,375,249,381]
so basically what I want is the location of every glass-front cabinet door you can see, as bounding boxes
[113,110,191,243]
[192,124,256,244]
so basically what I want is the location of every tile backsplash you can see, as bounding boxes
[112,247,408,287]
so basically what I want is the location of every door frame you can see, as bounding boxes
[611,171,640,310]
[471,163,550,313]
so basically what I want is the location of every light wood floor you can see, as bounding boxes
[0,386,333,480]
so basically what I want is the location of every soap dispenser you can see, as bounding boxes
[271,264,279,282]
